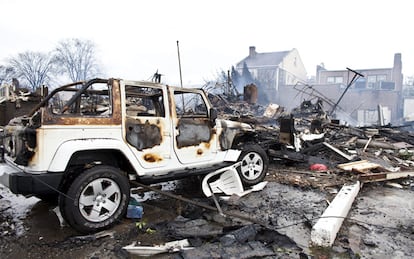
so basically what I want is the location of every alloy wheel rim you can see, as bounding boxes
[78,178,121,222]
[240,152,264,180]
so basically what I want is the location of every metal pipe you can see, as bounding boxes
[130,181,268,227]
[176,41,183,88]
[330,67,364,116]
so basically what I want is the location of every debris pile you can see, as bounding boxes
[209,87,414,190]
[0,83,45,126]
[124,212,306,258]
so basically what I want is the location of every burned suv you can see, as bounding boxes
[0,78,268,233]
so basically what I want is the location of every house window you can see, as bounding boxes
[335,77,343,84]
[377,75,387,82]
[380,81,395,90]
[367,74,387,89]
[367,75,376,82]
[354,77,366,89]
[250,69,258,78]
[327,76,343,84]
[367,75,377,89]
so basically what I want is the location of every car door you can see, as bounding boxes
[122,81,172,169]
[171,88,218,164]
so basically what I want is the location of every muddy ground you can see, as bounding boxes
[1,164,413,259]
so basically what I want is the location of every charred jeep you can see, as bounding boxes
[0,78,268,233]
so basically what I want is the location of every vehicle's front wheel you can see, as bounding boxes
[59,165,130,233]
[237,144,269,186]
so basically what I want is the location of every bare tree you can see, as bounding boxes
[54,38,101,82]
[8,51,54,91]
[0,65,15,85]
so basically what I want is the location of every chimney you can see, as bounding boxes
[393,53,402,70]
[392,53,402,91]
[249,46,256,57]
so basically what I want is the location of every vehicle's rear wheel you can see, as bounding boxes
[237,144,269,186]
[59,165,130,233]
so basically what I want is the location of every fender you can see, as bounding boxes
[48,138,140,172]
[216,119,254,149]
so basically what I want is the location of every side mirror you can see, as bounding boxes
[209,108,217,126]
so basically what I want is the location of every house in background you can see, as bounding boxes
[235,47,405,126]
[235,46,307,103]
[312,53,403,125]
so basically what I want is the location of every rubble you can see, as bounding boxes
[122,239,193,256]
[208,83,414,190]
[205,85,414,251]
[0,83,45,126]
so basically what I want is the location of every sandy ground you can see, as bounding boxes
[0,166,413,259]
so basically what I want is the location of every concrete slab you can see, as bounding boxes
[311,181,361,247]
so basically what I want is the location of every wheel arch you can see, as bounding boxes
[57,149,135,195]
[48,139,137,172]
[231,131,259,149]
[65,149,134,173]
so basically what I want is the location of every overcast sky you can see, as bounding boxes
[1,0,413,86]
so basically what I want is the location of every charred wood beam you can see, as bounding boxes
[323,142,355,161]
[359,171,414,183]
[355,139,395,150]
[378,129,414,145]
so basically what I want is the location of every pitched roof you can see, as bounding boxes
[237,49,290,68]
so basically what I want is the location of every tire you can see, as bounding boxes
[59,165,130,233]
[237,144,269,186]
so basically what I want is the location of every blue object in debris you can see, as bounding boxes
[127,197,143,219]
